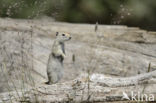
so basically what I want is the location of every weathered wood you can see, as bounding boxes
[90,70,156,87]
[0,18,156,103]
[0,70,156,103]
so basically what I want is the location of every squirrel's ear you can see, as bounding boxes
[56,32,59,36]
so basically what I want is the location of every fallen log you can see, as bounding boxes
[90,70,156,87]
[0,70,156,103]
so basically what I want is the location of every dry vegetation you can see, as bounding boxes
[0,17,156,103]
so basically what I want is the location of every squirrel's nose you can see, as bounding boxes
[69,37,72,39]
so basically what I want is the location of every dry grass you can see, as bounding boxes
[0,28,40,102]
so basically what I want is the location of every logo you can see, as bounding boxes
[122,91,154,101]
[122,91,130,100]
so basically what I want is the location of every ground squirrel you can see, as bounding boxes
[46,32,71,85]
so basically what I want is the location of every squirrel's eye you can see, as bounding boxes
[62,34,65,36]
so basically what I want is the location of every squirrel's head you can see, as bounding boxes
[56,32,71,42]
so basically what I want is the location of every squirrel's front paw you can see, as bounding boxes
[62,54,66,58]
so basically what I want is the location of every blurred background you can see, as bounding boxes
[0,0,156,31]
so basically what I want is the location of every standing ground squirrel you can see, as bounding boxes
[46,32,71,85]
